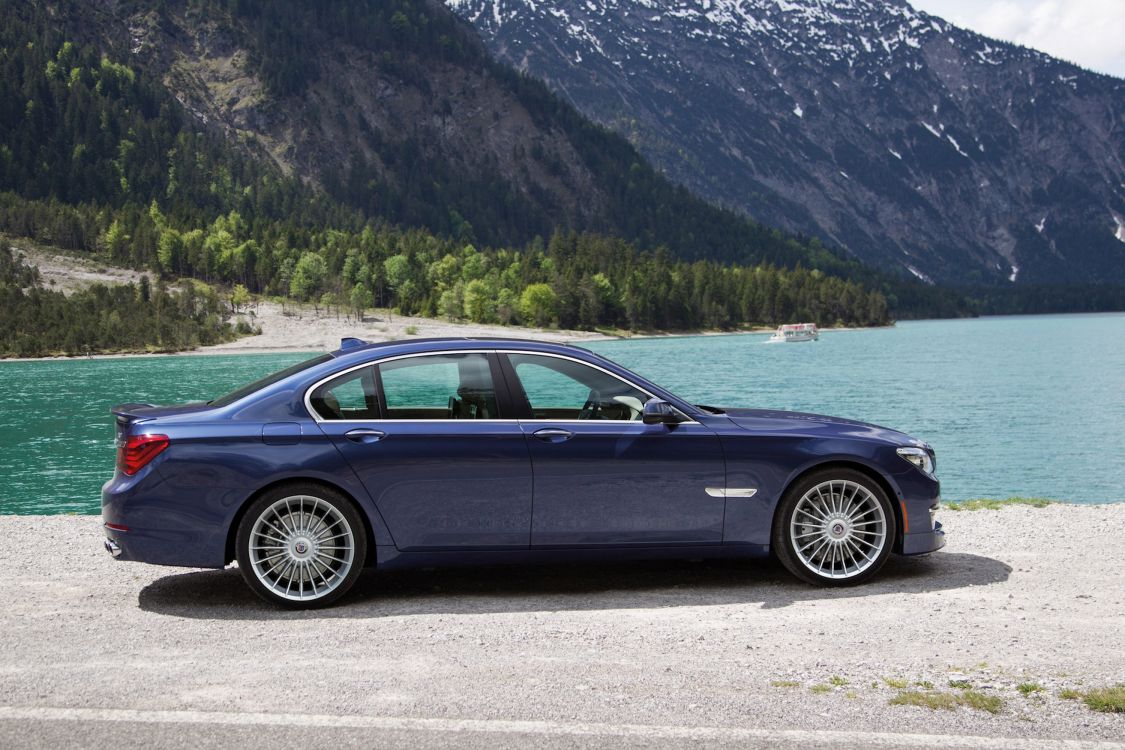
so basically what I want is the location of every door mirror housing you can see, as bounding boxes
[642,398,681,425]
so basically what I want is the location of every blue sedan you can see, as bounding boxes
[103,337,944,608]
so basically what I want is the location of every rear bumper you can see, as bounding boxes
[901,520,946,555]
[101,522,220,567]
[101,470,231,569]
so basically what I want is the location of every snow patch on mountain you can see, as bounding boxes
[450,0,1125,285]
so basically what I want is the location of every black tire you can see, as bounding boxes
[236,482,367,609]
[772,468,896,587]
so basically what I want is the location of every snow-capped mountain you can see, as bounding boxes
[449,0,1125,284]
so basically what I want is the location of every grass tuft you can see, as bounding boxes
[944,497,1055,511]
[948,679,972,689]
[883,677,909,689]
[809,684,832,694]
[1059,688,1082,700]
[890,691,960,711]
[889,689,1004,714]
[961,690,1005,714]
[1017,682,1043,695]
[770,680,800,688]
[828,676,848,687]
[915,680,934,689]
[1082,685,1125,713]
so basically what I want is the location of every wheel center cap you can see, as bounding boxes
[828,517,850,540]
[291,537,313,559]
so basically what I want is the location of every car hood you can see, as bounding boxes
[719,407,925,447]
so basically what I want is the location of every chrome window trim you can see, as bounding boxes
[304,350,497,424]
[302,348,698,425]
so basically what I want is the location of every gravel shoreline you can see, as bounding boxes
[3,505,1123,747]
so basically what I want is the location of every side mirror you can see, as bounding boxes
[642,398,681,425]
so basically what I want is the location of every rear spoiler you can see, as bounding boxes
[111,403,158,426]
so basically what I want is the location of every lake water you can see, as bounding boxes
[1,312,1122,514]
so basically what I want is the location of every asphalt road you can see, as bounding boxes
[2,508,1123,749]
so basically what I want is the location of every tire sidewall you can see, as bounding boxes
[236,483,367,609]
[772,468,897,587]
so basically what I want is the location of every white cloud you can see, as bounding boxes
[911,0,1125,78]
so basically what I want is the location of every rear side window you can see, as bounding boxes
[211,354,333,407]
[378,353,498,420]
[309,366,379,420]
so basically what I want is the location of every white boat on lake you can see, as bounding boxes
[768,323,819,343]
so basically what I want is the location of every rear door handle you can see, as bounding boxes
[344,428,386,444]
[532,428,574,443]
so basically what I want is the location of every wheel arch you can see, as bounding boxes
[224,477,378,566]
[772,460,905,553]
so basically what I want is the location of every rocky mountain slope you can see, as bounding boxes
[48,0,849,272]
[449,0,1125,285]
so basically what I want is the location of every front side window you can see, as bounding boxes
[508,354,649,421]
[378,353,498,420]
[309,366,379,420]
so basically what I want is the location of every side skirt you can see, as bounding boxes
[373,543,770,571]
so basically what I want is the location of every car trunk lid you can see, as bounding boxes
[111,402,213,440]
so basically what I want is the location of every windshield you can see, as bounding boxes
[209,354,334,407]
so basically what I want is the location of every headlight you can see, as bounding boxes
[896,446,935,477]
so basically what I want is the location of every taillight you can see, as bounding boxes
[117,434,169,476]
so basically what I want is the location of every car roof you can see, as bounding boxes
[330,337,582,357]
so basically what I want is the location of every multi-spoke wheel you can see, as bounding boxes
[236,484,366,608]
[773,469,896,586]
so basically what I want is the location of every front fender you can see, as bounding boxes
[719,435,913,549]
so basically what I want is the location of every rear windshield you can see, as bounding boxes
[209,354,333,407]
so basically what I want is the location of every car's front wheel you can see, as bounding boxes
[236,484,366,609]
[773,468,896,586]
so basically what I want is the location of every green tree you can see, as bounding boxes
[520,283,558,327]
[289,252,327,306]
[384,254,415,313]
[230,283,251,313]
[156,228,183,275]
[101,219,129,260]
[349,282,373,320]
[464,278,495,323]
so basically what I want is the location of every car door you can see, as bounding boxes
[500,352,726,547]
[310,351,533,551]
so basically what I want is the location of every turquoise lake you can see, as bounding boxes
[0,312,1122,514]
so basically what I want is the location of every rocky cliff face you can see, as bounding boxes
[54,0,847,272]
[114,0,603,247]
[449,0,1125,285]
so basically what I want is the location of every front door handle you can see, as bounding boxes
[344,428,386,444]
[532,428,574,443]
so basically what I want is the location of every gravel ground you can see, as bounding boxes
[2,506,1124,748]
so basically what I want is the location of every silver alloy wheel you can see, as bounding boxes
[248,494,356,602]
[789,479,887,580]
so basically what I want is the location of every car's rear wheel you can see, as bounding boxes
[773,468,896,586]
[236,484,366,609]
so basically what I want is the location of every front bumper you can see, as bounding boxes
[901,519,946,555]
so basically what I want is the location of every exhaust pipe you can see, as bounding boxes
[104,539,122,558]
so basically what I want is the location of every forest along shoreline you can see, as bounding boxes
[0,297,609,362]
[2,241,883,362]
[0,295,879,363]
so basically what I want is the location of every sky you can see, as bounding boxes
[909,0,1125,78]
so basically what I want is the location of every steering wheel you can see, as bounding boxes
[578,389,602,420]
